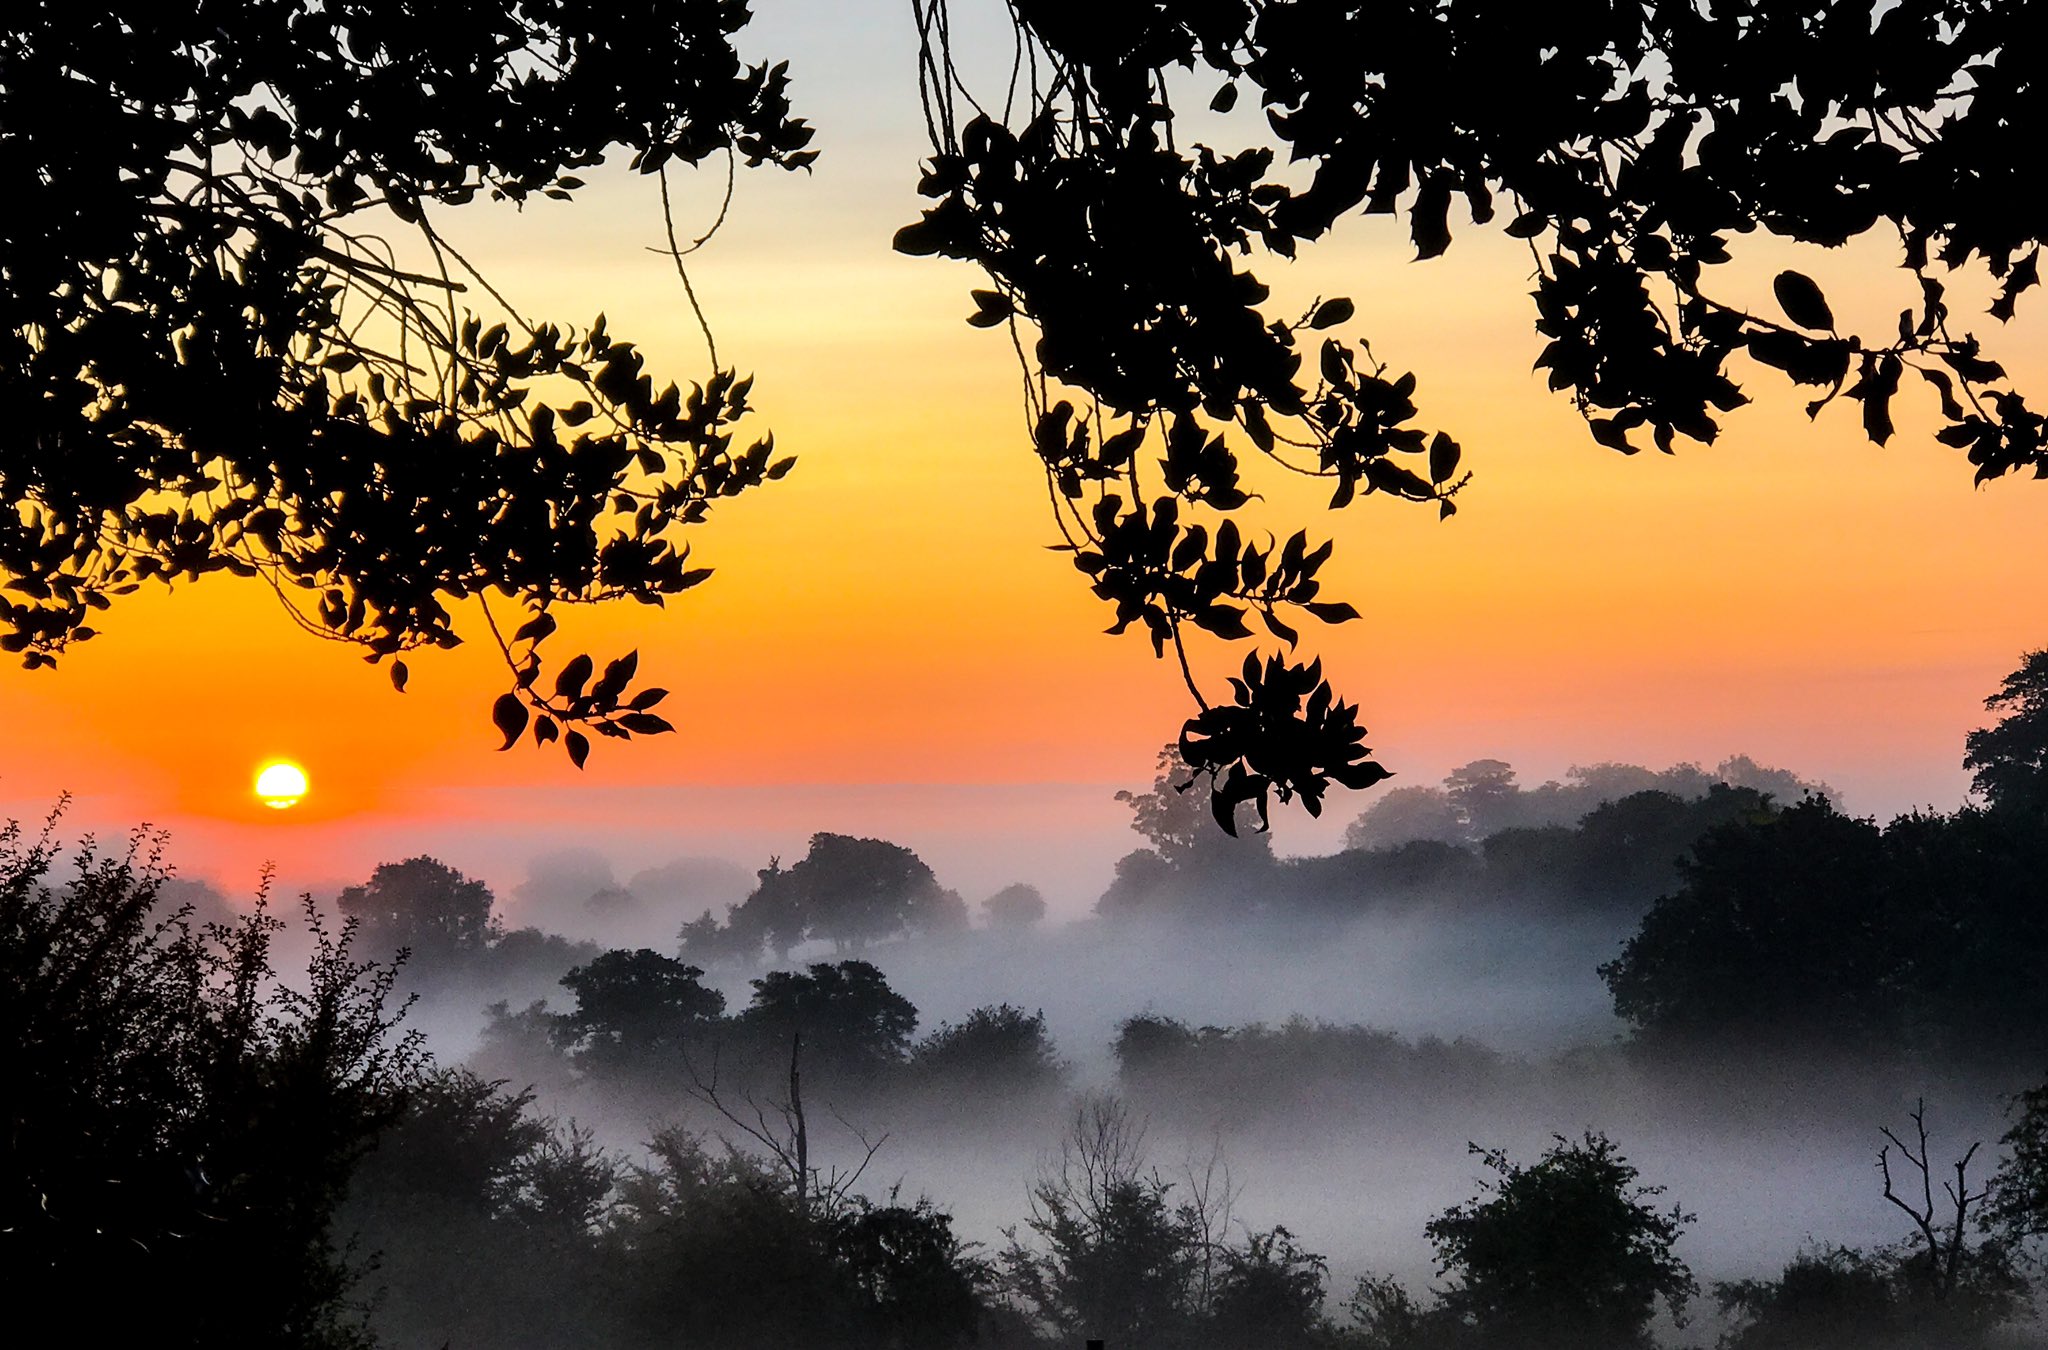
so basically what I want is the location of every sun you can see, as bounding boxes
[254,760,309,810]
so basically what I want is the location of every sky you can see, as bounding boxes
[3,1,2044,915]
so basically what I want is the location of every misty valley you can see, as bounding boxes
[11,655,2048,1350]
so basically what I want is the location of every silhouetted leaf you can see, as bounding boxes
[1773,271,1836,331]
[555,653,593,700]
[1309,297,1354,329]
[493,693,528,750]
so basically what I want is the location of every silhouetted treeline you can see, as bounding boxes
[12,809,2048,1349]
[1603,798,2048,1065]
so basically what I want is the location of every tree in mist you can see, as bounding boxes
[1988,1077,2048,1250]
[1096,847,1180,921]
[337,855,499,965]
[1423,1132,1695,1350]
[1000,1095,1315,1348]
[336,1070,622,1349]
[725,833,958,956]
[1101,743,1276,920]
[1603,753,2048,1061]
[550,947,725,1071]
[1342,756,1817,856]
[1442,759,1525,838]
[982,881,1049,930]
[1713,1246,1913,1350]
[1600,797,1899,1049]
[677,906,761,966]
[1342,784,1469,851]
[1000,1096,1206,1348]
[2,811,420,1347]
[1870,1101,2027,1330]
[607,1128,989,1350]
[740,960,919,1081]
[1208,1226,1331,1350]
[1716,1106,2032,1350]
[1967,647,2048,822]
[728,857,810,962]
[910,1004,1067,1094]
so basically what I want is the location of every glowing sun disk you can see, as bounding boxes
[255,760,309,809]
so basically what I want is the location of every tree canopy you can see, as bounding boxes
[6,1,2044,817]
[1966,648,2048,821]
[1423,1132,1695,1350]
[337,855,498,964]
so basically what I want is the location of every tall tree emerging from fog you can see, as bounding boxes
[1967,648,2048,821]
[11,4,2046,819]
[338,855,498,965]
[728,833,962,955]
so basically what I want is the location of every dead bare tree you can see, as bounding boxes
[679,1030,887,1217]
[1178,1133,1241,1315]
[1878,1098,1989,1302]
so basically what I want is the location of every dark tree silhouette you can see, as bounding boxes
[1600,797,1898,1048]
[726,834,955,955]
[982,881,1049,929]
[1424,1132,1695,1350]
[910,1004,1066,1093]
[337,855,498,965]
[1987,1077,2048,1247]
[1,3,813,762]
[1001,1096,1206,1348]
[1342,784,1469,851]
[1441,759,1525,838]
[336,1072,621,1350]
[741,960,920,1081]
[906,0,2048,819]
[1209,1226,1331,1350]
[550,947,725,1071]
[1,810,420,1347]
[1966,647,2048,821]
[13,4,2044,816]
[607,1129,988,1350]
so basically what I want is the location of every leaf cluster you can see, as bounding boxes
[909,0,2047,824]
[1,2,805,755]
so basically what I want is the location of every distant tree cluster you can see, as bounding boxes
[1601,797,2048,1062]
[1110,774,1782,925]
[1600,652,2048,1062]
[1114,1013,1508,1122]
[686,833,969,963]
[1342,755,1828,852]
[485,953,1066,1109]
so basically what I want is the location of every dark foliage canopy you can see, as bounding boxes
[1966,648,2048,820]
[1,811,420,1347]
[1,1,809,759]
[741,959,921,1077]
[1424,1132,1695,1350]
[336,854,498,963]
[551,947,724,1068]
[6,1,2043,818]
[906,0,2048,821]
[1601,796,2048,1059]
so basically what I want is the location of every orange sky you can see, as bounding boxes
[3,7,2043,908]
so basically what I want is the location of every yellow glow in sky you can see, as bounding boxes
[255,761,309,810]
[1,2,2043,894]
